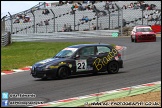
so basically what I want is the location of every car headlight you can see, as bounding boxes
[43,65,52,70]
[43,64,59,70]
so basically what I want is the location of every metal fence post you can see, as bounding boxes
[74,10,76,31]
[46,25,47,33]
[142,9,144,25]
[50,9,55,32]
[31,11,35,33]
[36,24,37,33]
[26,26,27,34]
[115,3,120,28]
[16,27,17,34]
[78,22,80,31]
[57,24,58,32]
[120,9,123,36]
[112,20,113,29]
[107,9,110,29]
[89,21,90,30]
[8,12,13,34]
[96,16,98,30]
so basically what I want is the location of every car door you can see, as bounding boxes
[74,46,97,73]
[93,45,112,72]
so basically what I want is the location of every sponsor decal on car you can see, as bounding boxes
[59,62,66,65]
[76,60,87,72]
[93,48,118,71]
[49,66,59,69]
[141,32,150,34]
[68,64,72,68]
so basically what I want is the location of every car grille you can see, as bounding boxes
[139,34,155,40]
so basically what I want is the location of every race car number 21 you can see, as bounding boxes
[76,60,87,72]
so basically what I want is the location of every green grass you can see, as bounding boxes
[1,42,116,71]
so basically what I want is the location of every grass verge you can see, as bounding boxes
[1,42,90,71]
[1,42,115,71]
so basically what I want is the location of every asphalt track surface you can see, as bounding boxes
[1,36,161,107]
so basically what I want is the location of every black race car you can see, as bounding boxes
[31,44,123,79]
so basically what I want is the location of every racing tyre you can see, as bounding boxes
[134,37,137,43]
[131,36,134,42]
[92,71,98,75]
[58,67,69,79]
[107,61,119,74]
[41,77,48,80]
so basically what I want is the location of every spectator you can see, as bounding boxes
[155,15,159,21]
[74,3,78,8]
[67,25,72,32]
[14,17,20,23]
[150,4,156,10]
[112,4,115,10]
[44,20,49,25]
[78,4,84,11]
[91,23,96,30]
[23,16,30,23]
[91,4,99,13]
[146,5,151,10]
[71,4,75,10]
[123,5,127,9]
[80,16,90,22]
[104,1,109,10]
[145,14,148,19]
[86,5,91,10]
[122,19,126,27]
[70,5,75,15]
[148,15,154,21]
[62,24,67,32]
[42,9,50,15]
[38,21,43,26]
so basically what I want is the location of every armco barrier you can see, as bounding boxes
[1,32,12,47]
[11,30,119,42]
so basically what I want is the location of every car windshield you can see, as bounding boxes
[136,27,152,32]
[54,48,78,58]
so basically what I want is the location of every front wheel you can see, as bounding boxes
[41,76,48,80]
[131,36,134,42]
[107,61,119,74]
[58,67,69,79]
[134,37,137,43]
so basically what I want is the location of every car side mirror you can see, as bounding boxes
[73,54,80,59]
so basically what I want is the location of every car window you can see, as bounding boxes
[55,48,78,58]
[79,46,95,57]
[97,46,110,55]
[136,27,152,32]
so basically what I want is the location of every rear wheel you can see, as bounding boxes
[41,77,48,80]
[107,61,119,74]
[58,67,69,79]
[92,71,98,75]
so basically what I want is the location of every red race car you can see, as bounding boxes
[131,25,156,42]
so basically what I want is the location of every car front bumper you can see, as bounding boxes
[137,35,156,42]
[31,68,57,78]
